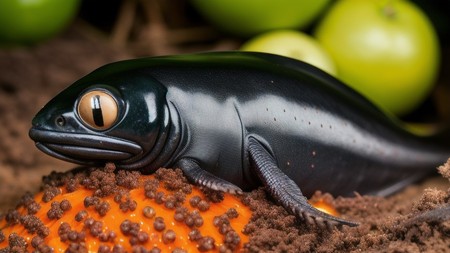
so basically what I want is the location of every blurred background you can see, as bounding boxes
[0,0,449,210]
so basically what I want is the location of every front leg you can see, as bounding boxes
[175,158,243,194]
[248,137,358,228]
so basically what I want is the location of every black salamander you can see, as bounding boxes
[29,52,450,227]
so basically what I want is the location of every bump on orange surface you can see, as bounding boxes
[0,165,251,252]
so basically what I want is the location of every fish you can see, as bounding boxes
[29,52,450,227]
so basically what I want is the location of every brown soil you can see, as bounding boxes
[244,163,450,252]
[1,16,450,252]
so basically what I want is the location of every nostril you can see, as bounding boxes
[31,122,41,128]
[55,116,66,127]
[31,116,41,127]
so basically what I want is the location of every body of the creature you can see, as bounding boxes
[29,52,450,226]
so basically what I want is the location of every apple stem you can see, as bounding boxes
[381,0,397,19]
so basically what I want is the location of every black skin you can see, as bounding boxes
[29,52,450,227]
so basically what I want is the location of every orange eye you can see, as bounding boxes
[77,90,118,130]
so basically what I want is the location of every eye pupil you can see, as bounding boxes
[77,90,118,130]
[91,95,105,127]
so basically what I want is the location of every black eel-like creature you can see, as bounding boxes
[29,52,450,227]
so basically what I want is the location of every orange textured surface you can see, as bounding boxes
[0,170,251,252]
[309,198,339,217]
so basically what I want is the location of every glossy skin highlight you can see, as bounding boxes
[29,52,450,226]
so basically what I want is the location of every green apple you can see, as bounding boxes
[190,0,332,37]
[0,0,80,45]
[315,0,440,116]
[241,30,337,75]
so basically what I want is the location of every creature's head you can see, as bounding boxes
[29,60,169,169]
